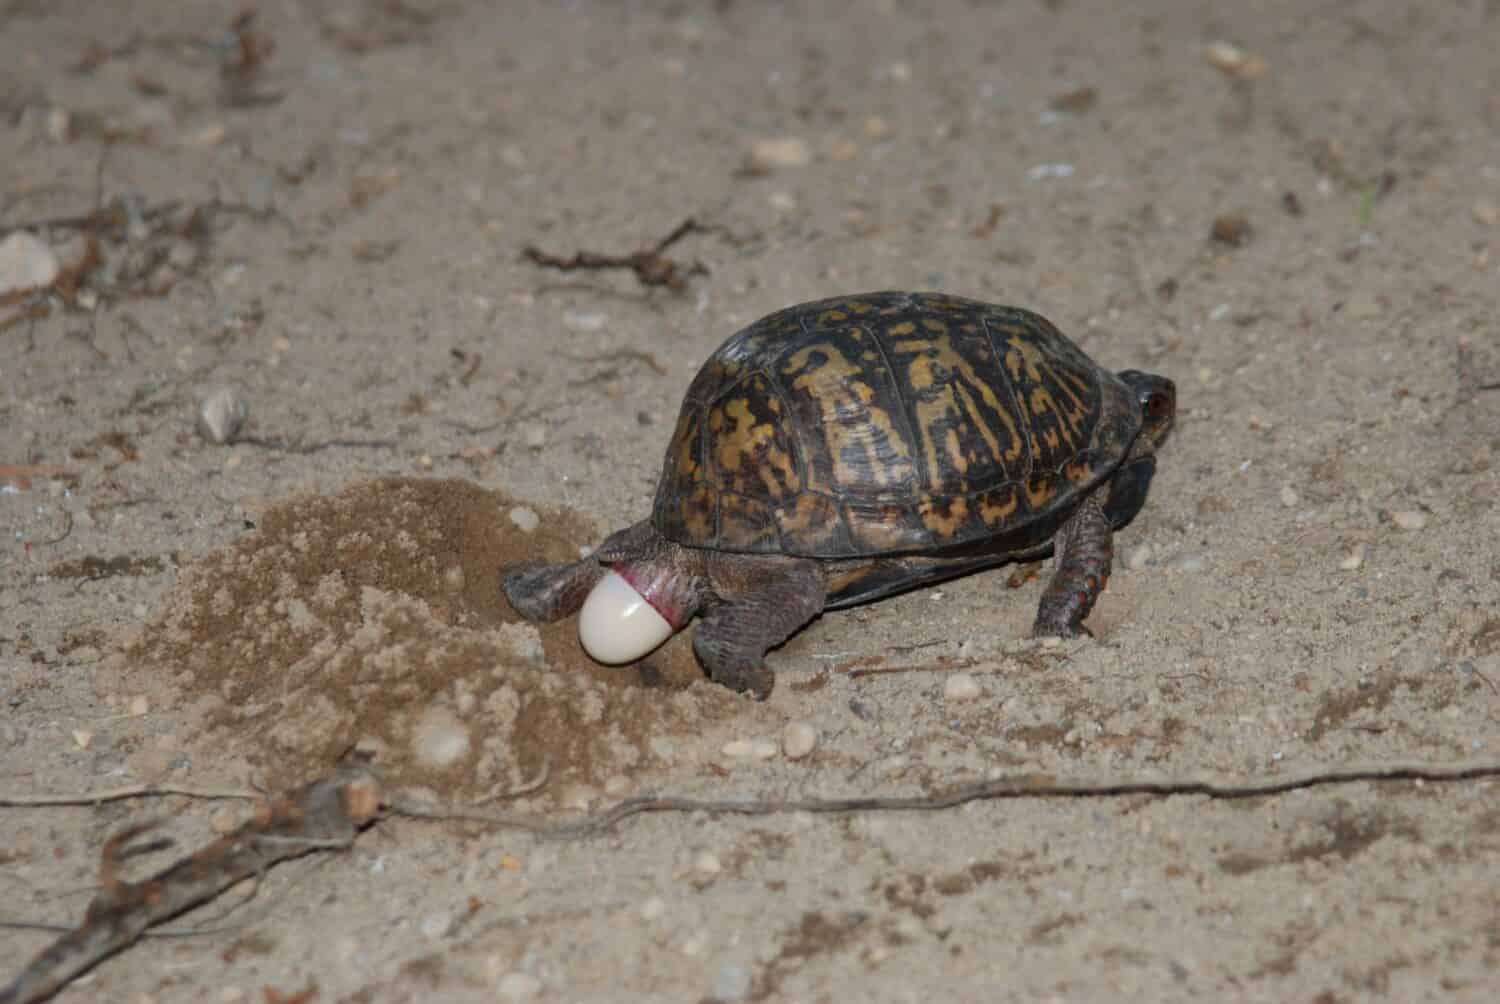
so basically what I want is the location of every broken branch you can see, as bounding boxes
[0,763,381,1004]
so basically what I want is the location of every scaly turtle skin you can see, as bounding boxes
[505,291,1175,698]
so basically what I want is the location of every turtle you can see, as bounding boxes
[503,291,1175,699]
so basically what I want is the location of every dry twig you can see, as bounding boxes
[0,764,381,1004]
[389,759,1500,840]
[0,783,260,808]
[521,218,712,291]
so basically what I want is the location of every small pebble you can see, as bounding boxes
[508,506,540,532]
[1210,213,1252,247]
[498,972,541,1000]
[44,106,71,142]
[1169,551,1210,573]
[72,729,93,750]
[943,672,982,703]
[1473,200,1498,227]
[210,807,239,834]
[1027,162,1075,181]
[767,191,798,212]
[419,913,449,939]
[411,706,471,768]
[128,695,150,717]
[712,964,752,1002]
[197,387,249,444]
[1125,544,1152,571]
[781,721,818,760]
[693,850,722,875]
[640,896,666,921]
[825,137,860,161]
[748,136,811,170]
[1391,510,1428,531]
[521,424,548,449]
[863,115,892,139]
[0,231,60,294]
[1280,485,1300,508]
[167,239,199,271]
[562,308,608,332]
[1205,40,1268,79]
[720,738,778,760]
[1339,544,1366,571]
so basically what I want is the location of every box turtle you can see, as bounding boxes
[504,291,1175,698]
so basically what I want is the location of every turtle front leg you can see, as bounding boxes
[693,553,826,699]
[502,556,605,622]
[502,520,661,621]
[1033,493,1113,638]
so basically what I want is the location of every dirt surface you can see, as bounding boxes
[2,1,1498,1001]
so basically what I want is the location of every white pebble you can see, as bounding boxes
[1339,544,1366,571]
[749,136,811,169]
[1391,510,1428,531]
[44,106,71,142]
[1027,162,1075,181]
[693,850,722,875]
[1169,550,1210,572]
[0,231,60,294]
[712,964,753,1002]
[781,721,818,760]
[1125,544,1152,570]
[508,506,540,532]
[1280,485,1300,508]
[720,738,777,760]
[498,971,541,1000]
[640,896,666,921]
[197,386,249,444]
[943,672,982,702]
[411,705,471,768]
[562,308,608,332]
[419,913,450,939]
[128,695,150,717]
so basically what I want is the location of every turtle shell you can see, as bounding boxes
[653,291,1141,557]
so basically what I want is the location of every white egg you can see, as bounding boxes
[578,570,675,664]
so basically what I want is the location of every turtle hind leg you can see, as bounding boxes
[1032,492,1113,638]
[693,554,826,699]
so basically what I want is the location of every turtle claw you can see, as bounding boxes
[708,658,775,701]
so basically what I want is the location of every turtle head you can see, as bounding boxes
[1118,370,1176,452]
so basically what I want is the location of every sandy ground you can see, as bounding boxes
[3,1,1499,1001]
